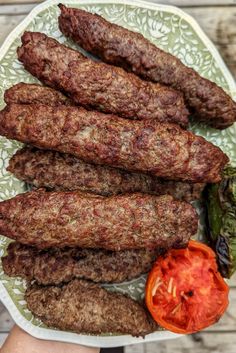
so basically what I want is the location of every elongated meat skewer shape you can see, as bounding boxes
[17,31,189,127]
[8,147,205,201]
[0,104,228,183]
[4,84,204,200]
[25,279,157,337]
[0,190,198,250]
[4,82,74,106]
[58,4,236,129]
[2,242,159,284]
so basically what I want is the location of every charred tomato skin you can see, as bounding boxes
[145,240,229,334]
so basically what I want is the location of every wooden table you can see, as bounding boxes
[0,1,236,352]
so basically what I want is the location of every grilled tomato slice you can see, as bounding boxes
[145,240,229,334]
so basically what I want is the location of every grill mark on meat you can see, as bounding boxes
[0,104,228,182]
[0,190,198,250]
[7,147,205,201]
[4,82,74,106]
[17,31,189,127]
[25,279,157,336]
[2,242,160,284]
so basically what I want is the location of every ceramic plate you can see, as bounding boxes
[0,0,235,348]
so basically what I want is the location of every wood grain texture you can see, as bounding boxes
[0,4,235,78]
[0,303,14,332]
[0,15,25,44]
[185,7,236,79]
[0,0,41,4]
[0,1,236,351]
[0,0,236,5]
[126,333,236,353]
[0,287,235,332]
[0,4,35,14]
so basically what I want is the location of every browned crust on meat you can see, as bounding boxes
[0,103,228,182]
[4,83,74,106]
[58,5,236,129]
[25,279,157,336]
[17,31,189,127]
[0,190,198,250]
[7,147,205,201]
[2,242,160,284]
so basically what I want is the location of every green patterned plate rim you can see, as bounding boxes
[0,0,235,348]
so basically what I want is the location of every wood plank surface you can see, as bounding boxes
[0,285,235,334]
[0,0,236,6]
[185,7,236,78]
[126,333,236,353]
[0,15,26,45]
[0,303,14,332]
[0,0,41,3]
[0,4,235,78]
[0,1,236,351]
[0,4,35,14]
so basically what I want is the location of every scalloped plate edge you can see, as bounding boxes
[0,0,235,347]
[0,281,180,347]
[0,0,236,97]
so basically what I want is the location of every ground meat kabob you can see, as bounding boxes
[2,242,160,285]
[0,103,228,183]
[58,4,236,129]
[16,32,189,128]
[4,83,205,201]
[1,14,232,336]
[0,190,198,250]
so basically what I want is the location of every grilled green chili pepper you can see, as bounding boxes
[206,166,236,278]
